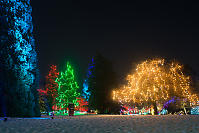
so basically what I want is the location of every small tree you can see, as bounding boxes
[56,62,80,110]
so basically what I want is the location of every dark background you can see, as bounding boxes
[31,1,199,85]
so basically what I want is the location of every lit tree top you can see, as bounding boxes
[113,59,199,105]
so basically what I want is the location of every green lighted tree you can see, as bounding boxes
[56,62,80,110]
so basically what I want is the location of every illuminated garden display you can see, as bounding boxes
[0,0,40,117]
[37,63,89,115]
[113,59,199,115]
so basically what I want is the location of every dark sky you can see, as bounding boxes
[31,1,199,84]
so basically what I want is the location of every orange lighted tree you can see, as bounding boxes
[113,59,198,109]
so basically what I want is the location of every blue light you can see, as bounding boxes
[82,80,90,100]
[191,106,199,115]
[160,109,168,115]
[163,97,176,108]
[0,0,40,116]
[82,57,95,100]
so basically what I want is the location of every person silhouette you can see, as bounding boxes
[68,103,74,116]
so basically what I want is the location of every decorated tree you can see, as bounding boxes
[0,0,40,117]
[56,62,80,110]
[45,65,59,110]
[113,59,199,114]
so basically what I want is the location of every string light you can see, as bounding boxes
[56,62,80,110]
[113,59,199,106]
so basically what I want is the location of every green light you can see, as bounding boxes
[56,62,80,110]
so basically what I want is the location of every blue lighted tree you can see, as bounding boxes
[0,0,40,117]
[82,57,94,101]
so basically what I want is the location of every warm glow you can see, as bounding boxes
[113,59,199,106]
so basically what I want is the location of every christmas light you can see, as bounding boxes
[75,97,88,112]
[45,65,59,110]
[191,106,199,115]
[113,59,199,106]
[56,62,80,110]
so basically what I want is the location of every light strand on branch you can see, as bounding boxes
[113,59,199,106]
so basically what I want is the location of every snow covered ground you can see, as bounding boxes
[0,115,199,133]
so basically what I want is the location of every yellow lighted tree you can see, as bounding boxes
[113,59,198,112]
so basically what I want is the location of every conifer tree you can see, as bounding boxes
[87,53,118,114]
[0,0,40,117]
[56,62,80,110]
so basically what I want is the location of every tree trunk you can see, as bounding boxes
[153,102,158,115]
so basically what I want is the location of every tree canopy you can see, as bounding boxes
[113,59,199,106]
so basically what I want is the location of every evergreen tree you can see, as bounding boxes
[87,53,118,114]
[56,62,80,110]
[0,0,40,117]
[45,65,59,110]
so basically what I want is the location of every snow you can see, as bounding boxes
[0,115,199,133]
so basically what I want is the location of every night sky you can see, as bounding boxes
[31,1,199,84]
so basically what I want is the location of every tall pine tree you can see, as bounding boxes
[56,62,80,110]
[87,53,118,114]
[0,0,40,117]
